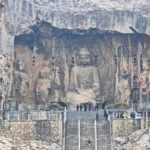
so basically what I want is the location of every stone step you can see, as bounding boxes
[65,121,78,150]
[80,121,95,150]
[65,145,78,150]
[98,144,111,150]
[65,119,111,150]
[97,121,111,149]
[81,144,95,150]
[67,110,105,121]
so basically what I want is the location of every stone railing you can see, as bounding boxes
[4,111,63,121]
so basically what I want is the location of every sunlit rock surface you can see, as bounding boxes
[5,0,150,35]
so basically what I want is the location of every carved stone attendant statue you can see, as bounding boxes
[117,58,130,104]
[140,58,150,103]
[36,69,51,105]
[131,76,139,103]
[14,59,29,102]
[66,48,100,106]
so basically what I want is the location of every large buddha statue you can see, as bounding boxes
[36,69,51,105]
[66,48,100,106]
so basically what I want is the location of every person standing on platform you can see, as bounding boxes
[80,104,82,111]
[102,102,105,109]
[92,104,95,111]
[104,107,109,120]
[96,112,99,121]
[84,104,87,111]
[76,105,79,111]
[89,103,91,111]
[96,104,98,111]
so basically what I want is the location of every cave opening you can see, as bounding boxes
[12,21,150,109]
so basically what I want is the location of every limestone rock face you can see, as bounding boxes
[2,0,150,109]
[4,0,150,35]
[0,137,62,150]
[17,141,62,150]
[114,129,150,150]
[0,120,62,150]
[0,137,13,150]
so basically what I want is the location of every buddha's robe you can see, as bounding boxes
[66,66,100,105]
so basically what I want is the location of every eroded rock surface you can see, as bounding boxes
[4,0,150,35]
[114,129,150,150]
[0,137,62,150]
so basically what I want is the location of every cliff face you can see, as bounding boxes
[1,0,150,110]
[4,0,150,35]
[0,120,62,150]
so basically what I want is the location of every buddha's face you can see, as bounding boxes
[40,70,46,78]
[79,48,90,65]
[79,54,90,65]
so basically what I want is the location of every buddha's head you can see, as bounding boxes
[78,48,90,65]
[40,69,47,78]
[142,58,149,71]
[45,60,50,66]
[18,59,25,71]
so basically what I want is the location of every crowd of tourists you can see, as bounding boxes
[76,103,99,111]
[110,111,136,119]
[76,103,140,120]
[105,109,139,120]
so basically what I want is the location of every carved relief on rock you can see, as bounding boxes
[0,54,13,96]
[5,54,14,97]
[66,48,100,107]
[51,67,62,102]
[36,68,51,105]
[131,75,139,109]
[139,57,150,104]
[117,57,130,104]
[14,59,29,102]
[0,0,4,22]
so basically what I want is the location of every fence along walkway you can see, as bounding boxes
[4,111,63,121]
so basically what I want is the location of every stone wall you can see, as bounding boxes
[0,120,62,150]
[112,119,145,138]
[112,119,150,150]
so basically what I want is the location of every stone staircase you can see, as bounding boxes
[67,110,105,121]
[97,120,111,150]
[65,121,78,150]
[65,110,111,150]
[80,121,95,150]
